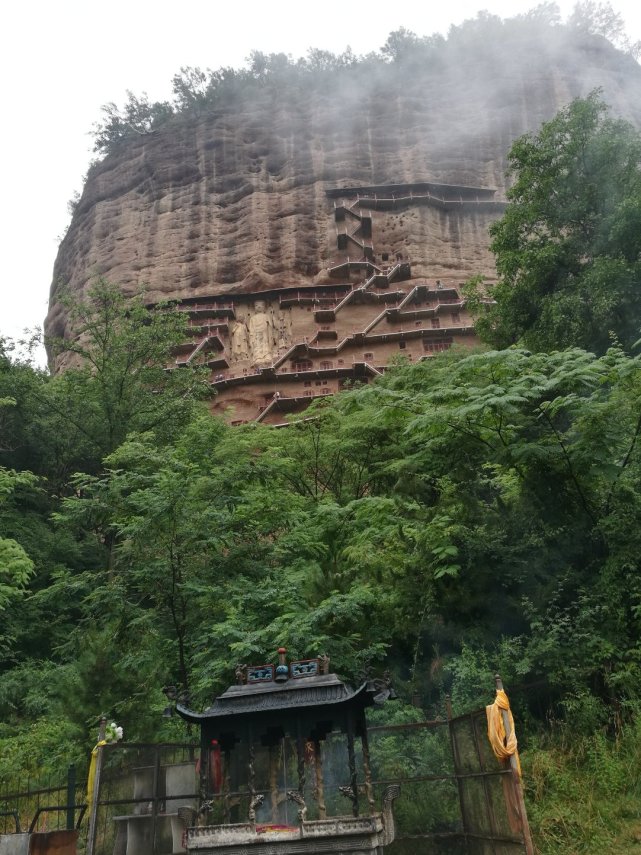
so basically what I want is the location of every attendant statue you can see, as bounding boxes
[230,315,250,360]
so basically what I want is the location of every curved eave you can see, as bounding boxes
[176,703,211,725]
[176,681,374,726]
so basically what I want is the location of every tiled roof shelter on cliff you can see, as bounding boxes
[175,648,400,854]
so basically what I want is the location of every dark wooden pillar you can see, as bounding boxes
[247,724,257,825]
[269,743,280,823]
[222,748,232,824]
[296,722,306,797]
[346,712,359,817]
[314,740,327,819]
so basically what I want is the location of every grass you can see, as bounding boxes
[524,717,641,853]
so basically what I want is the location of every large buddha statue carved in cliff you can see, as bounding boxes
[248,300,275,363]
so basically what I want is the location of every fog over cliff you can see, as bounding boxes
[46,15,641,345]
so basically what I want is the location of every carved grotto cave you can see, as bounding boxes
[164,181,504,425]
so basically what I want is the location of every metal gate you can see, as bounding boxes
[366,697,533,854]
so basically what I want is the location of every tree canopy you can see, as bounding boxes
[470,92,641,354]
[46,280,211,469]
[4,272,641,850]
[4,334,641,765]
[86,6,639,158]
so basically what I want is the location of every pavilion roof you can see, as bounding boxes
[176,674,380,727]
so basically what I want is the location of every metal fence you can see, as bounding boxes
[0,766,87,836]
[0,700,532,855]
[448,707,531,855]
[89,743,198,855]
[366,703,532,855]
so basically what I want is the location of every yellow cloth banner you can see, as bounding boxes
[486,688,522,777]
[86,740,107,810]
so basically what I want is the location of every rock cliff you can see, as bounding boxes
[45,21,641,422]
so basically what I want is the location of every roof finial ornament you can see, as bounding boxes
[235,663,247,685]
[275,647,289,683]
[319,653,330,675]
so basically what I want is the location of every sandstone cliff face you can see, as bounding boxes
[47,25,641,348]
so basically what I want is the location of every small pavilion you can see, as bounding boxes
[176,648,400,854]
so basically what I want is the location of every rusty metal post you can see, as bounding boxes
[66,764,76,830]
[494,675,535,855]
[445,695,471,848]
[469,696,502,843]
[198,733,209,806]
[151,744,161,855]
[247,723,257,826]
[86,715,107,855]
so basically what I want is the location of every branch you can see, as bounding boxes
[537,405,598,525]
[604,404,641,514]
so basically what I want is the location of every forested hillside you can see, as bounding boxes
[4,300,641,849]
[4,48,641,855]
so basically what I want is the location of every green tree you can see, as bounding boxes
[0,467,35,611]
[5,338,641,787]
[92,92,174,154]
[303,345,641,711]
[568,1,625,44]
[470,93,641,354]
[50,402,402,732]
[45,279,211,472]
[171,66,212,113]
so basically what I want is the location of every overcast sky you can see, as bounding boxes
[1,0,639,365]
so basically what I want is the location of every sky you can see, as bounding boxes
[1,0,640,366]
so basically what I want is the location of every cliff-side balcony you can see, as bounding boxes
[395,284,433,306]
[279,291,318,308]
[370,273,390,289]
[327,259,381,279]
[334,204,372,235]
[210,362,382,391]
[357,325,474,346]
[391,302,464,321]
[187,303,236,320]
[388,306,438,321]
[315,328,339,340]
[172,340,199,356]
[336,231,374,260]
[256,395,314,422]
[203,355,229,370]
[314,307,337,322]
[187,320,230,335]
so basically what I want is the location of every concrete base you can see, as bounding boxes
[0,834,29,855]
[186,815,386,855]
